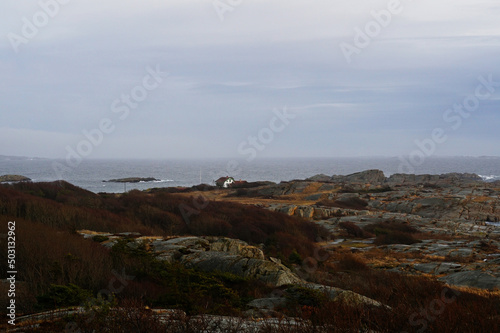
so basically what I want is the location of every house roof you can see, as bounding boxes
[215,176,234,184]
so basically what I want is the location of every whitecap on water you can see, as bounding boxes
[479,175,500,182]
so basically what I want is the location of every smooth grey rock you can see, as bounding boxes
[182,251,303,286]
[305,193,323,201]
[304,283,388,308]
[102,239,119,248]
[156,252,178,263]
[247,298,287,310]
[117,232,141,237]
[385,244,411,251]
[414,263,439,274]
[343,170,386,184]
[164,237,210,250]
[439,271,500,289]
[448,248,475,258]
[436,263,462,274]
[338,193,361,200]
[151,241,185,253]
[415,198,446,208]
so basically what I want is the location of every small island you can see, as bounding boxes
[0,174,31,183]
[103,177,159,183]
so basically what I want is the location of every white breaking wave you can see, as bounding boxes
[479,175,500,182]
[138,179,174,183]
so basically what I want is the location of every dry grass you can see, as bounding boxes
[180,190,315,207]
[471,196,493,203]
[301,182,324,194]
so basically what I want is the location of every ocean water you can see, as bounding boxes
[0,156,499,193]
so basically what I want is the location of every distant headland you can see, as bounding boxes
[0,174,31,183]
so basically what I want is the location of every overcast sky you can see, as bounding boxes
[1,0,499,160]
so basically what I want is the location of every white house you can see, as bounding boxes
[215,176,235,188]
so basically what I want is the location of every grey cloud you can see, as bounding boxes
[1,1,499,159]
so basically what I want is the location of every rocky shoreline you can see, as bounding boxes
[3,169,499,331]
[87,170,500,290]
[230,170,500,290]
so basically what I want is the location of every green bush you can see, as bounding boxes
[92,235,109,243]
[149,262,242,314]
[289,250,303,265]
[36,284,92,309]
[285,285,329,307]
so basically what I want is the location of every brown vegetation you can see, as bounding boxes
[339,221,374,239]
[0,181,327,315]
[1,181,500,332]
[363,221,421,245]
[316,197,369,210]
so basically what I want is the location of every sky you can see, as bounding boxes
[1,0,499,160]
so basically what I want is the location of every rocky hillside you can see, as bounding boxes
[221,170,500,290]
[1,172,500,332]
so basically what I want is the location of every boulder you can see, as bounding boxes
[181,251,303,286]
[343,170,386,184]
[304,283,388,308]
[306,174,332,182]
[296,206,315,218]
[247,297,287,310]
[278,205,297,215]
[144,236,302,286]
[208,237,265,259]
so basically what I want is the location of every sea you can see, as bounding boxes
[0,156,499,193]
